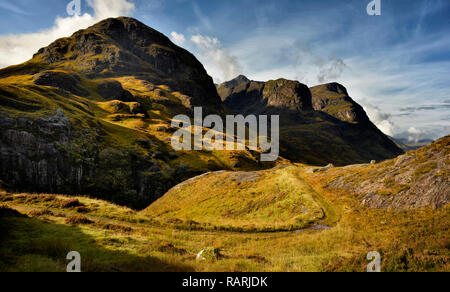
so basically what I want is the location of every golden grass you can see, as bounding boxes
[144,167,332,232]
[1,163,447,272]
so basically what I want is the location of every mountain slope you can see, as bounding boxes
[0,17,266,209]
[218,76,404,165]
[319,135,449,210]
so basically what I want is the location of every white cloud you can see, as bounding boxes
[407,127,424,143]
[190,34,242,83]
[0,0,135,68]
[362,103,396,136]
[170,31,186,46]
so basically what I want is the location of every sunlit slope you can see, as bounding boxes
[306,136,449,211]
[143,166,337,232]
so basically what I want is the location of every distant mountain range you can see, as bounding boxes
[390,137,434,152]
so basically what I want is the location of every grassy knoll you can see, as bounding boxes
[144,166,335,232]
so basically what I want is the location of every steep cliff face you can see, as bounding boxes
[0,18,263,209]
[217,76,312,115]
[218,76,404,165]
[310,83,369,124]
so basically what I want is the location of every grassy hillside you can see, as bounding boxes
[1,149,448,272]
[144,166,337,232]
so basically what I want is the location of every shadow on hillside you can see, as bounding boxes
[0,211,194,272]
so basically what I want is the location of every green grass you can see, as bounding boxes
[0,139,447,272]
[1,176,448,272]
[143,167,333,232]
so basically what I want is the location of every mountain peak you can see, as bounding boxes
[32,17,221,108]
[310,82,369,124]
[218,75,251,89]
[235,75,250,82]
[34,16,179,74]
[310,82,349,96]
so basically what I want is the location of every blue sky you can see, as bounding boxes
[0,0,449,141]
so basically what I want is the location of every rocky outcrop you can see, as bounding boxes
[217,76,312,114]
[33,70,89,97]
[97,81,134,102]
[0,109,200,209]
[310,83,369,124]
[327,136,449,210]
[0,109,72,193]
[262,79,312,111]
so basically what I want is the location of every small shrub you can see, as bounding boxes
[75,206,90,214]
[96,222,132,233]
[56,198,83,209]
[65,215,92,225]
[246,255,270,264]
[29,209,54,217]
[157,243,188,255]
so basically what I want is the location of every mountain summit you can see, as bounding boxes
[31,17,221,108]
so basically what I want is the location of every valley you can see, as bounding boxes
[1,137,448,272]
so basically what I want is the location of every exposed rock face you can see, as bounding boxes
[327,136,449,210]
[0,109,71,193]
[310,83,369,124]
[262,79,313,111]
[97,81,134,102]
[0,108,197,209]
[33,70,89,97]
[217,76,312,114]
[33,17,222,109]
[218,76,404,166]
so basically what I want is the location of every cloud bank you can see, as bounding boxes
[0,0,135,68]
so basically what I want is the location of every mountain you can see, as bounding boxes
[218,76,312,115]
[0,17,266,209]
[310,83,368,123]
[0,17,404,209]
[217,76,404,165]
[31,17,221,109]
